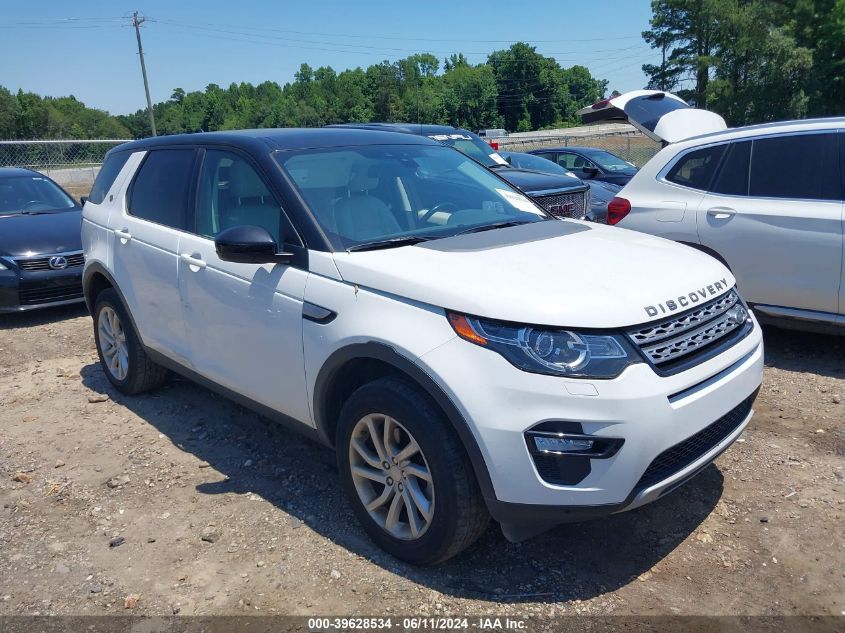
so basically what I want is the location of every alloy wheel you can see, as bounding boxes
[348,413,435,540]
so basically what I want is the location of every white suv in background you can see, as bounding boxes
[579,90,845,333]
[82,128,763,564]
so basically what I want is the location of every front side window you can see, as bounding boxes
[666,144,726,190]
[89,150,130,204]
[557,153,587,169]
[0,175,77,215]
[128,149,195,229]
[195,150,298,245]
[749,133,840,201]
[275,144,547,250]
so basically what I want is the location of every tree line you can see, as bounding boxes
[643,0,845,125]
[0,43,607,140]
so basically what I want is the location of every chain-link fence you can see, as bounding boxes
[0,139,129,198]
[0,129,660,200]
[499,126,661,167]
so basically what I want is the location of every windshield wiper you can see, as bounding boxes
[346,235,433,252]
[454,220,534,236]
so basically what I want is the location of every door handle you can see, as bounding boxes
[180,253,207,270]
[113,228,132,242]
[707,207,737,220]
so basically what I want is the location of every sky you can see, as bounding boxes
[1,0,660,115]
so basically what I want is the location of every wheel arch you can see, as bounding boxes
[313,342,497,502]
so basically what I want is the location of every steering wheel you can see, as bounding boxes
[21,200,45,211]
[420,202,458,223]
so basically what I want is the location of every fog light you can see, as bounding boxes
[534,436,595,453]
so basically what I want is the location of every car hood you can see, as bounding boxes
[0,209,83,258]
[332,220,735,329]
[492,167,587,194]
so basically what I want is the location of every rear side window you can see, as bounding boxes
[749,133,840,200]
[666,144,725,190]
[710,141,751,196]
[89,150,130,204]
[128,149,195,228]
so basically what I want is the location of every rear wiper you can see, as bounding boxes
[454,220,534,236]
[346,235,433,252]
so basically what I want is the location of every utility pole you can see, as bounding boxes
[132,11,156,136]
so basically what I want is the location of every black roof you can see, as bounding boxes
[0,167,42,178]
[113,127,439,154]
[329,122,472,137]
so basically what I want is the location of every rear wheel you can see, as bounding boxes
[93,288,168,394]
[337,377,489,565]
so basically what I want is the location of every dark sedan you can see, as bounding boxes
[528,146,638,186]
[0,168,85,312]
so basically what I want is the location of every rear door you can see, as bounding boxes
[110,148,197,362]
[696,131,843,314]
[177,147,312,424]
[577,90,727,144]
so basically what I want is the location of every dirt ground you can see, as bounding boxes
[0,304,842,619]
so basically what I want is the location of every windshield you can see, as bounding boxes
[275,144,547,250]
[0,176,77,216]
[504,152,572,176]
[425,132,506,168]
[585,150,636,172]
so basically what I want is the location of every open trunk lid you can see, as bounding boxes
[576,90,727,144]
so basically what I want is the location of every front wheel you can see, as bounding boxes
[336,377,489,565]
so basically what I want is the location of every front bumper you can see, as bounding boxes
[0,267,85,313]
[416,312,764,529]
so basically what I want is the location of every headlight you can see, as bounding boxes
[0,260,8,271]
[448,313,639,378]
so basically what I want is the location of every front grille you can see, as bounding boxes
[635,395,753,490]
[19,284,83,305]
[628,289,751,374]
[532,189,590,219]
[16,252,85,271]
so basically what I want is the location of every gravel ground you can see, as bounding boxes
[0,304,842,618]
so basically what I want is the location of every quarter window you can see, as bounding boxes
[710,141,751,196]
[128,149,195,228]
[195,150,297,245]
[666,144,726,190]
[89,150,130,204]
[749,133,840,200]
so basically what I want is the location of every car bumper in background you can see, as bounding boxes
[0,267,85,313]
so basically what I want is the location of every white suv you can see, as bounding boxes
[82,128,763,564]
[579,90,845,332]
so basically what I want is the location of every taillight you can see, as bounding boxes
[488,141,499,150]
[607,197,631,225]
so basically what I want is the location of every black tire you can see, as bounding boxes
[336,377,490,565]
[92,288,168,395]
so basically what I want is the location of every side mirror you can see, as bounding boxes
[582,167,599,179]
[214,225,292,264]
[79,196,88,207]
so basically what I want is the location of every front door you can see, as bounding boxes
[178,148,312,424]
